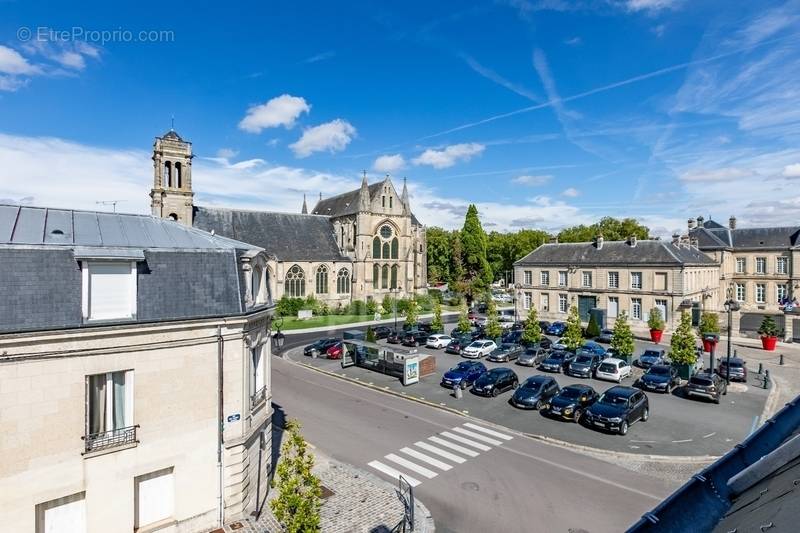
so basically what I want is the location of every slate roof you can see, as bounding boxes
[311,181,423,226]
[515,239,718,267]
[193,206,348,262]
[690,220,800,250]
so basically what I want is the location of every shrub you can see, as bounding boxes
[448,296,463,307]
[405,298,419,327]
[586,314,601,338]
[610,312,635,360]
[457,302,472,333]
[270,419,322,532]
[431,301,443,333]
[382,295,394,315]
[276,297,304,317]
[396,298,411,315]
[647,307,666,331]
[485,300,503,340]
[668,312,697,366]
[563,306,584,351]
[429,290,444,304]
[366,326,377,343]
[758,315,780,337]
[366,299,378,315]
[348,300,367,316]
[522,308,543,345]
[698,312,719,334]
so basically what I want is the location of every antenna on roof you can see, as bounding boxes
[170,114,175,131]
[96,200,123,213]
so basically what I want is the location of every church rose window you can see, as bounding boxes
[337,268,350,294]
[285,265,305,297]
[315,265,329,294]
[380,225,392,239]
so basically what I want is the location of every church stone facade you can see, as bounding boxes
[149,130,427,308]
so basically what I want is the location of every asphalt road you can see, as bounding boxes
[273,357,677,533]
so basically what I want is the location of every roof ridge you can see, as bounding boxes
[198,205,329,218]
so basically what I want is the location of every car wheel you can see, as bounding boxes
[619,420,629,436]
[714,395,721,404]
[460,380,467,390]
[617,377,621,383]
[642,408,649,422]
[491,388,498,398]
[574,408,583,422]
[512,379,519,389]
[535,399,543,410]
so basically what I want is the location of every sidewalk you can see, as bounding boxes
[217,449,435,533]
[282,311,459,335]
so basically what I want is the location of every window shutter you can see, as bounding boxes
[42,494,86,533]
[136,470,174,527]
[89,263,133,320]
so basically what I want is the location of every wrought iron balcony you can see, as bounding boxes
[82,425,139,454]
[250,386,267,410]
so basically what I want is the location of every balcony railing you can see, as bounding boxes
[82,425,139,454]
[250,387,267,410]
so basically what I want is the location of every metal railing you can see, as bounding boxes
[250,387,267,410]
[82,425,139,454]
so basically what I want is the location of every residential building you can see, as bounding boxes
[514,236,720,331]
[0,205,275,532]
[150,129,427,309]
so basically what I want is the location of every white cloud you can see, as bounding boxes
[679,167,752,182]
[460,54,541,102]
[0,45,40,75]
[412,143,485,169]
[624,0,682,12]
[782,163,800,178]
[216,148,239,159]
[289,119,356,158]
[651,24,666,38]
[511,174,552,186]
[302,50,336,64]
[373,154,406,173]
[238,94,311,133]
[561,187,580,197]
[564,36,582,46]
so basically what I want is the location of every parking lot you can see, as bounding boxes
[287,332,771,457]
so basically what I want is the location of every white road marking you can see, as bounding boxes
[703,432,716,439]
[463,423,514,441]
[440,431,492,451]
[385,453,438,479]
[400,447,453,471]
[671,439,693,443]
[415,441,467,463]
[367,461,421,487]
[451,427,503,446]
[429,436,480,457]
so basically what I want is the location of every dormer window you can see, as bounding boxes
[81,261,137,321]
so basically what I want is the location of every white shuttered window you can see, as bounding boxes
[135,468,175,528]
[37,492,86,533]
[84,262,137,320]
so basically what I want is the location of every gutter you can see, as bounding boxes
[217,326,225,527]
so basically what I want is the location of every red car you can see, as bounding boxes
[326,342,344,359]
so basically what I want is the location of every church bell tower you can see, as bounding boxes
[150,129,194,226]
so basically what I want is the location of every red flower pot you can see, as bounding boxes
[761,336,778,351]
[649,329,663,343]
[702,338,718,353]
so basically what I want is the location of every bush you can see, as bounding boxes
[366,326,377,343]
[429,290,444,304]
[448,296,463,307]
[586,314,601,338]
[668,312,697,366]
[348,300,367,316]
[270,419,322,532]
[647,307,665,331]
[610,312,635,360]
[563,306,584,351]
[758,315,780,337]
[457,302,472,333]
[431,301,443,333]
[699,312,719,334]
[277,297,304,317]
[382,295,395,315]
[522,308,543,345]
[416,294,433,312]
[366,299,378,315]
[396,298,411,315]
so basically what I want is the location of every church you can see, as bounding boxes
[149,129,428,308]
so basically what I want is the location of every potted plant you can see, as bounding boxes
[758,316,780,351]
[669,311,697,380]
[647,308,666,344]
[699,312,720,352]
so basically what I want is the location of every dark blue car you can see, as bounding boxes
[581,341,607,356]
[546,322,567,336]
[440,361,487,390]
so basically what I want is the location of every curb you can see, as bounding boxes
[288,357,719,464]
[281,311,460,335]
[760,373,783,421]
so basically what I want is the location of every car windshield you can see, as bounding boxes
[598,363,617,373]
[559,388,582,399]
[522,380,542,390]
[575,355,593,364]
[549,353,566,361]
[598,393,628,406]
[724,361,743,368]
[501,344,515,350]
[643,350,661,357]
[648,366,670,375]
[468,342,482,349]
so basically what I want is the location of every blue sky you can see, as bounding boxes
[1,0,799,235]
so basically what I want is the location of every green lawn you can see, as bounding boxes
[279,314,385,330]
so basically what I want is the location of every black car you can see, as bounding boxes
[539,350,576,373]
[372,325,392,340]
[510,375,559,409]
[543,384,599,422]
[596,329,614,343]
[502,330,523,344]
[637,364,680,394]
[517,347,548,367]
[536,337,553,350]
[486,343,523,363]
[538,320,551,331]
[582,386,649,435]
[401,330,430,347]
[303,337,341,357]
[477,302,489,313]
[386,330,403,344]
[445,336,472,355]
[449,327,483,341]
[687,372,727,404]
[471,367,519,397]
[717,357,747,382]
[403,322,433,333]
[566,352,603,379]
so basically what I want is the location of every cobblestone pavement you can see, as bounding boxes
[218,450,434,533]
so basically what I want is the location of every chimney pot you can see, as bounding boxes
[688,218,696,230]
[672,233,680,245]
[595,235,604,250]
[628,235,637,247]
[729,216,737,230]
[697,215,705,225]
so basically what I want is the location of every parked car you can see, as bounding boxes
[539,321,551,332]
[637,349,666,369]
[539,350,576,373]
[470,367,519,397]
[477,302,489,313]
[502,330,523,345]
[535,337,553,350]
[543,384,599,422]
[687,372,727,404]
[510,375,559,409]
[450,327,483,340]
[582,386,649,435]
[303,337,341,357]
[426,334,452,349]
[372,326,392,340]
[467,308,478,320]
[637,364,680,393]
[401,331,430,347]
[597,329,614,343]
[546,322,567,336]
[717,357,748,382]
[387,330,402,344]
[498,316,515,329]
[445,336,472,355]
[440,361,487,390]
[552,337,568,351]
[463,340,498,359]
[326,341,345,359]
[517,347,549,367]
[566,353,603,379]
[487,343,523,363]
[580,341,607,356]
[595,358,633,383]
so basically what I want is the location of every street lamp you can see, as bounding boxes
[390,287,400,332]
[272,316,285,352]
[514,283,522,324]
[723,284,740,384]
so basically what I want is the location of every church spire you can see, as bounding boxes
[359,170,370,211]
[401,176,410,214]
[301,194,308,214]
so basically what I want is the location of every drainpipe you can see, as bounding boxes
[217,326,224,527]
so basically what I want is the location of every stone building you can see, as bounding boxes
[689,216,800,341]
[0,205,275,532]
[514,236,720,332]
[149,129,427,309]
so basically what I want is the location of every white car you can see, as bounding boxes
[462,340,497,359]
[426,334,452,349]
[552,338,568,350]
[499,316,515,329]
[595,358,633,383]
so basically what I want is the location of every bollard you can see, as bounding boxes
[764,369,770,389]
[780,353,784,366]
[454,385,463,399]
[758,362,763,375]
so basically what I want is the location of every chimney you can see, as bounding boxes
[690,237,699,248]
[595,234,604,250]
[729,216,737,230]
[688,218,696,230]
[672,233,680,245]
[696,215,705,226]
[628,235,637,247]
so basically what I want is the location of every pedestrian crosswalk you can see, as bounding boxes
[367,423,514,487]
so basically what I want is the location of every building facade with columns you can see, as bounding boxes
[149,130,427,309]
[0,205,275,532]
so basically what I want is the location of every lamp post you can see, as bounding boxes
[514,283,522,324]
[723,284,740,384]
[272,316,285,353]
[390,287,400,332]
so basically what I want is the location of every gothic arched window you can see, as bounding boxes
[336,268,350,294]
[391,265,398,289]
[315,265,329,294]
[373,264,379,290]
[391,238,398,259]
[284,265,305,298]
[373,237,381,259]
[164,161,172,188]
[175,162,182,189]
[382,242,390,259]
[381,265,389,289]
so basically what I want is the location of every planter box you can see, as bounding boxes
[649,329,663,343]
[761,336,778,351]
[702,336,719,353]
[676,363,693,380]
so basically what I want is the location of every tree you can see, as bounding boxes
[563,305,584,351]
[699,312,719,334]
[485,299,503,340]
[270,419,322,533]
[426,227,453,284]
[668,312,697,366]
[647,307,665,331]
[366,298,378,316]
[586,313,601,338]
[610,312,635,360]
[522,308,543,345]
[431,300,443,333]
[461,205,493,296]
[758,315,780,337]
[450,231,465,284]
[365,326,377,343]
[404,298,419,328]
[457,302,472,333]
[486,229,551,282]
[557,217,650,243]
